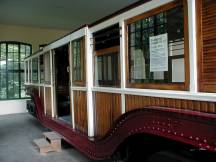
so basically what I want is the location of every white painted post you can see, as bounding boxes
[187,0,197,93]
[30,59,33,83]
[38,56,40,84]
[27,60,29,84]
[69,41,76,129]
[24,61,26,84]
[71,90,75,129]
[38,57,40,97]
[44,86,46,115]
[86,27,95,137]
[50,50,55,118]
[120,20,126,114]
[43,54,46,114]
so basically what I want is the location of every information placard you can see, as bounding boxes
[133,49,146,79]
[149,33,168,72]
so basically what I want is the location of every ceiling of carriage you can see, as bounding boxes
[0,0,139,30]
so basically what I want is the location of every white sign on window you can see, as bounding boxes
[149,33,168,72]
[133,49,146,79]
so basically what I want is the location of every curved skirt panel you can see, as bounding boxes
[30,90,216,160]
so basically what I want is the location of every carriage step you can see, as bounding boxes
[43,132,62,152]
[33,132,62,155]
[33,138,54,155]
[43,131,61,141]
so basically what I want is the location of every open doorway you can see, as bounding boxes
[54,44,71,123]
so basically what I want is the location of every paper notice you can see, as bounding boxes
[150,33,168,72]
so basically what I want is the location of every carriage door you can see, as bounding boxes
[53,44,71,123]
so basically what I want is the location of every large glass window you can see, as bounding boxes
[126,2,188,90]
[94,24,120,87]
[0,42,31,99]
[72,37,85,85]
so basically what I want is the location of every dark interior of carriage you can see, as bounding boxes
[54,44,71,123]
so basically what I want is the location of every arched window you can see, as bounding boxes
[0,41,32,99]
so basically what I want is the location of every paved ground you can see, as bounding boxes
[0,113,111,162]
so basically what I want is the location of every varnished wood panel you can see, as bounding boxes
[198,0,216,92]
[94,92,121,137]
[73,91,88,134]
[126,95,216,113]
[45,87,52,117]
[40,86,44,111]
[26,85,39,95]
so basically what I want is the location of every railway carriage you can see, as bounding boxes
[24,0,216,161]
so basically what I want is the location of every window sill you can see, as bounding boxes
[126,82,188,91]
[72,81,86,87]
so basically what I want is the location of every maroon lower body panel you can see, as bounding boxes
[31,91,216,160]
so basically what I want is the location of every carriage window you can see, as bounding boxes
[95,48,119,86]
[44,52,51,84]
[39,55,44,83]
[72,37,85,85]
[32,57,38,83]
[94,24,120,87]
[127,3,188,90]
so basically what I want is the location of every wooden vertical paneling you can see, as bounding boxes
[94,92,121,137]
[188,100,194,111]
[194,101,201,112]
[198,0,216,92]
[73,91,88,134]
[181,100,188,109]
[45,87,52,117]
[26,85,39,96]
[209,102,216,113]
[126,95,216,113]
[40,86,44,110]
[175,99,181,109]
[201,102,208,112]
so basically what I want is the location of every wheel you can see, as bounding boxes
[112,146,132,162]
[145,151,196,162]
[112,149,197,162]
[112,145,153,162]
